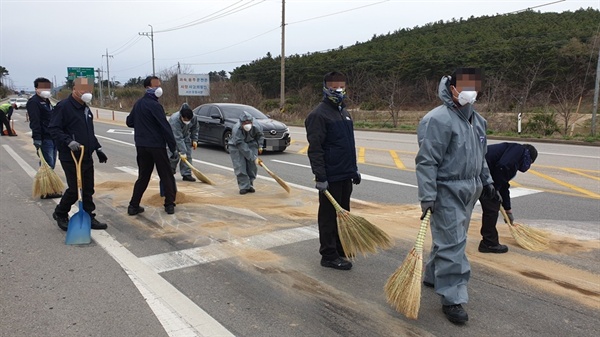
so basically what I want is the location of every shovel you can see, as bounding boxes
[65,146,91,245]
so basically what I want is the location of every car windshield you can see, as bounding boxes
[222,105,267,120]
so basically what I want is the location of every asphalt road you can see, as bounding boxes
[1,105,598,337]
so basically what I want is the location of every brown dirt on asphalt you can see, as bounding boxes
[94,175,600,310]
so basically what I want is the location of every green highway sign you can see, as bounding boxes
[67,67,95,81]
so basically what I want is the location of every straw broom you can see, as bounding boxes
[384,210,430,320]
[257,158,290,193]
[323,190,392,258]
[500,206,549,251]
[180,156,215,185]
[32,148,64,198]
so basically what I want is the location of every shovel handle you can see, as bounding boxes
[70,145,85,200]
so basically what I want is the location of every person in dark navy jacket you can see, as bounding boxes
[478,142,538,253]
[126,76,178,215]
[49,77,108,231]
[305,71,361,271]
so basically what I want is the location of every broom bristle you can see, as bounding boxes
[384,248,423,319]
[336,209,392,257]
[509,223,549,251]
[32,159,64,198]
[182,157,215,185]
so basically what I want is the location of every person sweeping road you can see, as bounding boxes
[228,111,264,195]
[168,103,199,182]
[415,67,494,324]
[478,142,538,253]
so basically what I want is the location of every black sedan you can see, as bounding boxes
[193,103,291,153]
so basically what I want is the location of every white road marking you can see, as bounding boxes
[107,129,134,135]
[115,166,159,180]
[3,145,234,337]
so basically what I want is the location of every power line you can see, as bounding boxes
[287,0,390,26]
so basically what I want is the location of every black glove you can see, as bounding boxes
[68,140,81,152]
[506,210,515,224]
[97,149,108,163]
[169,151,179,161]
[315,180,328,192]
[420,201,434,220]
[352,172,361,185]
[33,140,42,150]
[481,184,499,201]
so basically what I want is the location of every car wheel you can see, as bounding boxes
[223,130,232,153]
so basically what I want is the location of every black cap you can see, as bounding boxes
[523,144,538,163]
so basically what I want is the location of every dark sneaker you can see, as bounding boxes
[127,205,145,216]
[443,304,468,324]
[91,217,108,230]
[248,187,255,193]
[478,241,509,254]
[320,257,352,270]
[423,281,434,288]
[239,189,248,195]
[165,204,175,214]
[41,193,62,199]
[182,175,196,182]
[52,212,69,231]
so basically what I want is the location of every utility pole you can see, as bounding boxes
[96,68,104,106]
[592,45,599,137]
[103,49,113,100]
[279,0,286,112]
[139,25,155,76]
[177,62,181,74]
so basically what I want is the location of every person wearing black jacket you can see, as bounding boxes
[28,77,63,198]
[49,77,108,231]
[126,76,178,215]
[478,142,538,253]
[305,72,361,271]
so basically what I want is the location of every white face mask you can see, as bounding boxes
[243,124,252,132]
[457,91,477,106]
[154,87,163,98]
[81,93,93,103]
[38,90,51,99]
[182,120,191,125]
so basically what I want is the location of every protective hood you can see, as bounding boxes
[438,76,474,122]
[239,111,254,122]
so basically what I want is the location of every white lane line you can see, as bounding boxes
[141,226,319,273]
[3,145,234,337]
[115,166,159,180]
[272,159,418,188]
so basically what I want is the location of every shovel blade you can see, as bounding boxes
[65,203,91,245]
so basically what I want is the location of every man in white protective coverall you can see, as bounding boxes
[415,67,495,324]
[228,111,264,194]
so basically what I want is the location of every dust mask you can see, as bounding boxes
[243,124,252,132]
[39,90,51,99]
[457,91,477,106]
[81,93,93,103]
[182,120,191,125]
[154,87,163,98]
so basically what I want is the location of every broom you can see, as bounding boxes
[384,209,430,320]
[32,148,64,198]
[180,156,215,185]
[500,206,549,251]
[257,158,290,193]
[323,190,392,258]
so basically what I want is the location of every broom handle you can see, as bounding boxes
[70,145,85,201]
[414,210,431,251]
[499,206,513,225]
[37,148,49,166]
[323,190,344,212]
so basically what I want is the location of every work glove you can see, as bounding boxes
[420,201,434,220]
[481,184,499,201]
[315,180,328,192]
[352,171,361,185]
[68,140,81,152]
[180,153,187,160]
[169,151,179,161]
[258,147,263,155]
[96,149,108,163]
[192,141,197,150]
[505,209,515,224]
[33,140,42,150]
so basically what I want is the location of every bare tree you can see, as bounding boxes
[551,76,586,135]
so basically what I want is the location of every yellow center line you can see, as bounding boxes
[297,145,308,155]
[357,147,366,164]
[389,150,406,170]
[562,168,600,181]
[528,169,600,198]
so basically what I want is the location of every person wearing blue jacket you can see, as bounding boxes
[416,68,495,324]
[305,71,361,271]
[228,111,264,194]
[478,142,538,253]
[49,77,108,231]
[127,76,178,215]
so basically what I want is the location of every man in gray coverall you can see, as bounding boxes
[168,103,199,181]
[415,67,496,324]
[228,111,264,194]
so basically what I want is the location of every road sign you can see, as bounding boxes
[177,74,210,96]
[67,67,95,81]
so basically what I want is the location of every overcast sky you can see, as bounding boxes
[1,0,598,91]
